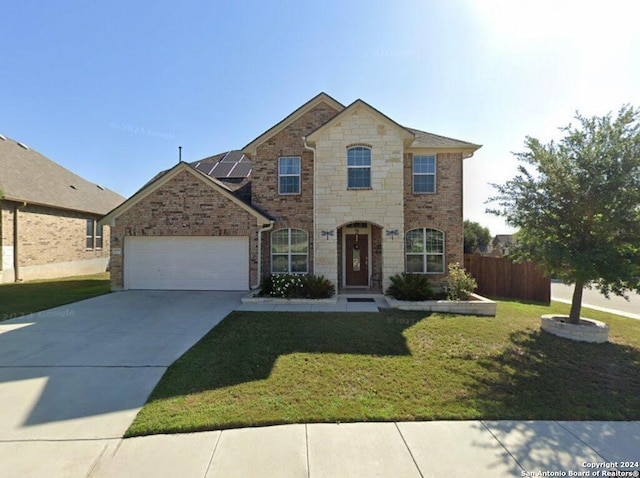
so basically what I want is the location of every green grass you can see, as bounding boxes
[126,300,640,437]
[0,272,111,322]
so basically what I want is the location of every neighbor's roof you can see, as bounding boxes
[0,134,124,215]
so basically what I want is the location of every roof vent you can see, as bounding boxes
[70,185,77,190]
[0,134,6,141]
[17,142,29,150]
[96,184,105,190]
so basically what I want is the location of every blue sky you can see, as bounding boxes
[2,0,639,234]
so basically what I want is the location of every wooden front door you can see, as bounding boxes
[345,234,369,286]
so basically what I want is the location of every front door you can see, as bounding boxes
[345,234,369,286]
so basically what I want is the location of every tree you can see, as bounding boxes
[488,105,640,324]
[463,220,491,254]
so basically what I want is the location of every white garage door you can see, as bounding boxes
[124,236,249,290]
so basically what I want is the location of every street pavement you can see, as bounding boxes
[0,291,638,477]
[552,282,640,319]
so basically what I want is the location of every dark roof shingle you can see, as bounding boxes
[0,135,125,214]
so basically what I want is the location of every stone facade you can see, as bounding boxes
[108,169,263,290]
[0,200,110,282]
[312,104,406,290]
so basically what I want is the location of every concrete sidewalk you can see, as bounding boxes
[2,421,637,477]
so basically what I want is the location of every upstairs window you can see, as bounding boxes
[278,156,301,194]
[347,146,371,189]
[413,155,436,193]
[271,228,308,273]
[405,228,445,273]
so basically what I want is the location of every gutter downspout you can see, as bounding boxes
[253,220,275,289]
[13,202,26,282]
[303,136,317,274]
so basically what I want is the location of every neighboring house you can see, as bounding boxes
[0,134,125,283]
[101,93,481,292]
[491,234,516,257]
[473,244,494,256]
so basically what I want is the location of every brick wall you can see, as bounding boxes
[252,101,340,279]
[403,152,464,286]
[109,169,261,290]
[0,200,110,282]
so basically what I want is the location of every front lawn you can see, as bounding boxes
[126,301,640,436]
[0,272,111,322]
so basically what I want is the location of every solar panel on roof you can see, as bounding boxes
[211,163,235,178]
[221,150,243,163]
[192,150,252,179]
[229,162,252,178]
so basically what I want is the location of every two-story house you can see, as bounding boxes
[101,93,481,292]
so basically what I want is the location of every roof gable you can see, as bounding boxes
[100,162,271,227]
[242,92,344,155]
[0,135,124,214]
[305,99,416,145]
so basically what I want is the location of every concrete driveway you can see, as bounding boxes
[0,290,244,442]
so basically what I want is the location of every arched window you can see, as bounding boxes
[271,229,308,274]
[347,146,371,189]
[405,228,445,273]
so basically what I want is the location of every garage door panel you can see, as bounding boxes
[124,236,249,290]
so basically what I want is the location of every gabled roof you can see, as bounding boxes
[242,92,344,155]
[0,134,124,215]
[100,162,271,227]
[305,99,416,145]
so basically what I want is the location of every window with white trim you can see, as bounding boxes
[347,146,371,189]
[405,228,445,273]
[413,155,436,193]
[278,156,301,194]
[271,228,308,273]
[86,219,95,250]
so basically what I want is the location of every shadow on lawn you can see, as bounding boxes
[469,329,640,420]
[155,311,426,396]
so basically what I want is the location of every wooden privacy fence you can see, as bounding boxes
[463,254,551,304]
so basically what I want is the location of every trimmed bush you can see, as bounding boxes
[386,273,435,301]
[446,263,477,301]
[301,274,335,299]
[260,274,335,299]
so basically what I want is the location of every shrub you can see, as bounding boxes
[386,273,435,301]
[301,274,335,299]
[269,274,305,298]
[260,274,335,299]
[446,263,477,301]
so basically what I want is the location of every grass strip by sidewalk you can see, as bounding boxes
[0,272,110,322]
[127,300,640,437]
